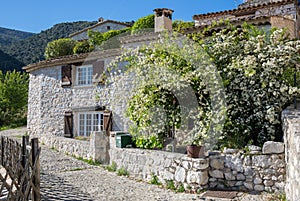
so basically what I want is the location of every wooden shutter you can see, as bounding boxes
[93,60,105,83]
[103,111,112,135]
[64,112,73,138]
[61,65,72,87]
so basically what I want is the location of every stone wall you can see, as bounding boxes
[27,66,72,137]
[109,135,285,193]
[282,104,300,201]
[40,131,109,164]
[110,145,209,191]
[208,144,285,193]
[271,16,296,38]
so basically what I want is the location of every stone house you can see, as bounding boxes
[24,8,175,140]
[24,1,300,141]
[69,18,131,41]
[187,0,300,38]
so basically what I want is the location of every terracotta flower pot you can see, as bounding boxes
[186,145,205,158]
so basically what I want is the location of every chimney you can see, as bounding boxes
[153,8,174,32]
[98,17,104,23]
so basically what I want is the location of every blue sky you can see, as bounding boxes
[0,0,244,33]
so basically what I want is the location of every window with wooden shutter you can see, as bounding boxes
[64,112,73,138]
[61,65,72,87]
[103,111,112,135]
[92,60,105,84]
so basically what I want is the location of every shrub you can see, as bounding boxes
[117,167,129,176]
[195,23,300,147]
[88,28,130,49]
[106,161,117,172]
[132,134,163,149]
[44,38,76,59]
[131,14,154,34]
[73,40,94,54]
[172,20,194,33]
[109,22,300,149]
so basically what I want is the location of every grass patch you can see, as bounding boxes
[106,161,117,172]
[266,193,287,201]
[70,167,85,171]
[75,156,101,166]
[176,183,185,193]
[166,180,176,190]
[117,167,129,176]
[149,174,161,185]
[51,147,58,152]
[75,136,90,141]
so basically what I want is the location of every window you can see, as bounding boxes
[78,112,104,137]
[76,65,93,85]
[107,26,111,30]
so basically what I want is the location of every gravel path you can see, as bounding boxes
[0,127,271,201]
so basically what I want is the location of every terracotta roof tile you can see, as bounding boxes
[23,49,121,72]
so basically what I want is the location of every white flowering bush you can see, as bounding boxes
[196,23,300,147]
[107,23,300,149]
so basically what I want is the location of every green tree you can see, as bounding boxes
[0,70,28,127]
[131,14,155,34]
[172,20,194,33]
[73,40,94,54]
[88,28,131,49]
[44,38,77,59]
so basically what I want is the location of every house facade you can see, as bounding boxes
[25,1,300,140]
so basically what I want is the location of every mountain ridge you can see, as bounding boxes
[0,21,97,72]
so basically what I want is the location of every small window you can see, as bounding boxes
[107,26,111,30]
[78,112,104,137]
[76,65,93,85]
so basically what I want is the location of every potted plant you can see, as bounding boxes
[186,134,205,158]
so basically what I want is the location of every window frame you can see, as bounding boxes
[77,111,104,137]
[76,65,93,86]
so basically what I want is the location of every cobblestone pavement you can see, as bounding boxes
[0,127,272,201]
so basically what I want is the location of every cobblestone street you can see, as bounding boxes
[0,128,271,201]
[40,143,203,201]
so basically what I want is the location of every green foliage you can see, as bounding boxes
[127,85,181,134]
[132,134,163,149]
[110,22,300,149]
[176,183,185,193]
[172,20,194,33]
[75,156,101,166]
[0,27,33,47]
[45,38,76,59]
[131,14,155,34]
[193,23,300,147]
[117,167,129,176]
[166,180,176,190]
[0,70,28,127]
[149,174,161,185]
[0,50,24,72]
[106,161,117,172]
[88,28,130,49]
[73,40,94,54]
